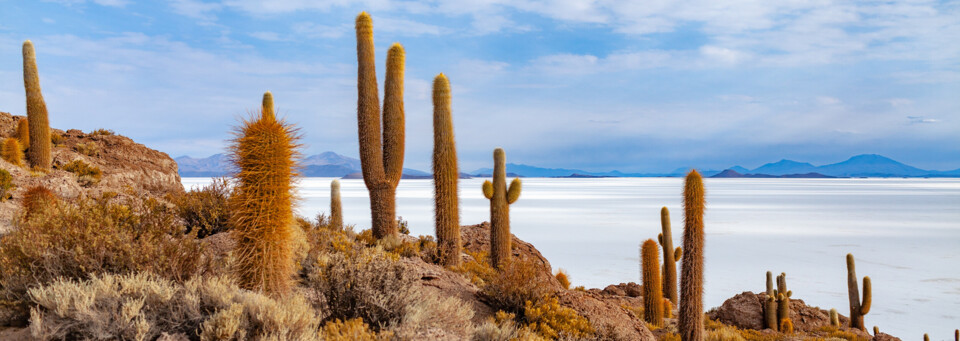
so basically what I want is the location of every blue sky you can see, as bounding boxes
[0,0,958,173]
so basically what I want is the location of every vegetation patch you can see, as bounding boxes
[61,159,102,186]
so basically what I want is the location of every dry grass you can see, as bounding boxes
[523,296,594,339]
[0,169,12,202]
[452,249,497,286]
[480,257,554,315]
[471,311,546,341]
[74,141,99,156]
[61,159,102,186]
[321,318,393,341]
[170,177,231,238]
[89,128,115,136]
[555,269,571,290]
[28,273,320,341]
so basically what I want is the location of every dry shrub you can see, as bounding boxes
[0,169,12,202]
[480,257,553,315]
[89,128,115,136]
[523,296,594,339]
[661,332,682,341]
[816,326,871,341]
[555,269,571,290]
[1,138,24,167]
[452,249,496,286]
[171,177,231,238]
[471,311,545,341]
[27,273,320,341]
[61,159,101,186]
[49,132,63,146]
[321,318,392,341]
[0,195,209,324]
[21,185,56,221]
[705,319,781,341]
[74,141,99,156]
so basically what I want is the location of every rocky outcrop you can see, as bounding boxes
[461,222,564,292]
[709,291,872,338]
[0,111,183,233]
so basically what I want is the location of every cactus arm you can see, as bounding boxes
[674,247,682,260]
[355,12,386,187]
[382,43,406,185]
[506,178,521,204]
[860,276,871,315]
[482,180,493,199]
[658,233,663,245]
[261,91,275,121]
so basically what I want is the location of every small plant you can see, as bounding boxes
[555,269,570,290]
[663,298,674,318]
[330,179,343,229]
[321,318,392,341]
[846,253,871,330]
[482,148,522,269]
[172,177,231,238]
[61,159,102,186]
[16,117,29,151]
[1,138,24,166]
[22,40,51,171]
[89,128,115,136]
[21,185,56,221]
[658,206,682,305]
[50,132,63,146]
[679,170,705,341]
[641,239,663,327]
[74,141,99,156]
[480,257,551,315]
[523,296,594,339]
[779,318,793,333]
[0,169,13,202]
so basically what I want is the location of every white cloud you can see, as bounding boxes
[42,18,57,24]
[292,22,349,39]
[699,45,749,64]
[44,0,129,7]
[816,96,841,105]
[169,0,223,21]
[249,31,286,41]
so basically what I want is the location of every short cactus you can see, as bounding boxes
[764,271,778,331]
[1,138,24,167]
[830,308,840,327]
[924,334,929,341]
[678,170,705,341]
[642,239,663,327]
[261,91,275,121]
[873,326,880,335]
[663,298,674,318]
[16,118,29,151]
[432,73,461,267]
[482,148,521,269]
[776,272,792,326]
[330,179,343,229]
[955,329,958,341]
[846,253,871,330]
[658,206,682,305]
[22,40,51,171]
[355,12,406,239]
[228,92,301,296]
[779,318,794,334]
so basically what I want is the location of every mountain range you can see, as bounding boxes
[176,153,960,178]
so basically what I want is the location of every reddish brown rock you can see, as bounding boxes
[461,222,562,291]
[710,291,766,330]
[557,290,655,340]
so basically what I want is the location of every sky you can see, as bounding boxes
[0,0,958,173]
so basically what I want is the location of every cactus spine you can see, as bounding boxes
[846,253,872,330]
[330,179,343,229]
[679,170,705,341]
[482,148,521,269]
[776,273,792,326]
[642,239,664,327]
[432,73,461,267]
[764,271,778,331]
[22,41,51,171]
[830,309,840,327]
[228,92,300,296]
[1,139,24,167]
[355,12,406,239]
[16,118,29,151]
[659,206,681,305]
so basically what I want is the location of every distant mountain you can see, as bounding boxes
[711,169,836,178]
[814,154,927,177]
[176,152,430,178]
[750,160,817,176]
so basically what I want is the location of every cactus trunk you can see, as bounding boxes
[330,179,343,229]
[830,308,840,327]
[228,94,300,297]
[16,118,29,152]
[846,253,871,330]
[777,273,791,325]
[432,73,461,267]
[660,207,680,305]
[679,170,705,341]
[642,239,664,327]
[355,12,405,239]
[22,41,51,171]
[764,271,778,330]
[485,148,520,269]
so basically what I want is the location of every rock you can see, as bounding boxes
[710,291,765,330]
[557,290,654,340]
[603,285,627,296]
[461,222,563,292]
[600,282,642,297]
[873,332,901,341]
[397,256,496,326]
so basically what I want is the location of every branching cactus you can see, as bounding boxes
[846,253,872,330]
[330,179,343,229]
[642,239,664,327]
[776,272,792,326]
[355,12,406,239]
[679,170,705,341]
[658,206,682,305]
[22,40,51,171]
[228,92,301,297]
[432,73,461,267]
[482,148,521,269]
[764,271,778,331]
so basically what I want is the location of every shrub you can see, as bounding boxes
[89,128,115,136]
[523,296,594,339]
[480,257,553,315]
[49,132,63,146]
[472,311,545,341]
[321,318,392,341]
[0,169,12,202]
[452,249,496,286]
[74,141,99,156]
[0,195,209,324]
[27,273,320,341]
[555,269,571,290]
[20,185,56,221]
[171,177,231,238]
[61,159,102,186]
[1,138,24,167]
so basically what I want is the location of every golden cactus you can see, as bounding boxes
[22,40,51,171]
[642,239,664,327]
[432,73,461,267]
[1,138,24,167]
[16,118,29,151]
[330,179,343,229]
[261,91,275,121]
[355,12,406,239]
[846,253,872,330]
[482,148,521,269]
[659,206,681,305]
[679,170,705,341]
[227,93,301,296]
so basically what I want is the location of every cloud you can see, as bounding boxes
[44,0,129,7]
[908,116,940,124]
[249,31,286,41]
[816,96,841,106]
[699,45,749,64]
[292,22,349,39]
[169,0,223,21]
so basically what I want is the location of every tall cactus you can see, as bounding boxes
[482,148,521,269]
[829,308,840,327]
[228,92,300,296]
[658,206,681,305]
[22,40,51,171]
[764,271,778,330]
[432,73,461,267]
[846,253,872,330]
[679,170,705,341]
[642,239,664,327]
[355,12,406,239]
[330,179,343,229]
[776,273,792,326]
[16,118,29,152]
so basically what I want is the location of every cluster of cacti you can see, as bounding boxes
[679,170,705,341]
[354,12,406,240]
[431,73,461,267]
[228,91,300,297]
[641,239,664,327]
[482,148,521,269]
[1,138,23,166]
[846,253,871,331]
[22,40,51,171]
[830,308,840,327]
[658,206,682,305]
[330,179,343,229]
[16,118,29,152]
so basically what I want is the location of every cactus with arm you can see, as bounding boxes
[482,148,521,269]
